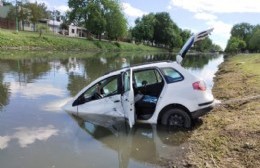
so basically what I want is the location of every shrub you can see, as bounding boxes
[114,42,121,48]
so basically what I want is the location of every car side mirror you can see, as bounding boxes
[72,95,86,106]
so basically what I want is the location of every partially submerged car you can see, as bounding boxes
[63,28,215,128]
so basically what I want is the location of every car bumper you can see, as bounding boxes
[191,100,215,119]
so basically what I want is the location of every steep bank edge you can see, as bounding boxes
[186,54,260,167]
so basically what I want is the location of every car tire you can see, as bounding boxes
[161,108,191,128]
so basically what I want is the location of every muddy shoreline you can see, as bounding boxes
[184,54,260,167]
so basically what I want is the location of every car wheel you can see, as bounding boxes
[161,108,191,128]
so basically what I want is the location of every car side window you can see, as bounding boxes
[102,76,119,96]
[160,68,183,83]
[134,69,162,87]
[82,75,119,101]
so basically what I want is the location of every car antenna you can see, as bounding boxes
[176,28,214,65]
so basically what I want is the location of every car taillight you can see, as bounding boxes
[193,81,206,91]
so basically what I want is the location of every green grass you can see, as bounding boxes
[232,54,260,81]
[0,28,164,52]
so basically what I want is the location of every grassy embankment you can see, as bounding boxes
[187,54,260,167]
[0,28,164,52]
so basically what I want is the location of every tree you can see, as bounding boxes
[48,10,61,21]
[59,12,70,35]
[231,22,254,50]
[153,12,181,49]
[26,2,49,31]
[168,30,182,49]
[7,1,31,31]
[180,29,191,45]
[132,12,220,51]
[131,18,143,42]
[60,22,68,33]
[37,24,48,37]
[68,0,127,40]
[68,0,88,26]
[194,37,212,52]
[225,22,260,53]
[103,0,127,40]
[132,13,155,43]
[211,44,223,52]
[8,1,50,31]
[249,27,260,52]
[225,37,246,53]
[85,0,106,40]
[2,0,12,6]
[68,0,106,39]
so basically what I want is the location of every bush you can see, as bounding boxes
[94,41,102,48]
[114,42,121,48]
[36,24,49,37]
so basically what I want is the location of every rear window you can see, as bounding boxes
[160,68,183,83]
[134,69,162,87]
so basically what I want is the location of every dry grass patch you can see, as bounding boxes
[187,54,260,168]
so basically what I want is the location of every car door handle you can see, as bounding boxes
[114,100,120,103]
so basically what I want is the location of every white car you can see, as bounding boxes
[63,28,215,128]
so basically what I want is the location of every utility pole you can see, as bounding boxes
[53,8,55,34]
[15,0,18,32]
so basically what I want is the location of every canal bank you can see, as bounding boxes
[0,29,164,52]
[186,54,260,167]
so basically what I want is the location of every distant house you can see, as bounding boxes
[38,19,63,34]
[0,6,10,18]
[48,19,62,34]
[0,5,15,29]
[19,18,62,33]
[68,25,88,38]
[0,2,88,38]
[20,21,34,31]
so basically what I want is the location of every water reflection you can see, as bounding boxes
[0,136,10,149]
[5,59,51,83]
[10,82,65,99]
[42,98,72,112]
[0,77,10,111]
[182,54,220,69]
[72,115,191,167]
[0,125,58,149]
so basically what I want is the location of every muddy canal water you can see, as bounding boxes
[0,52,223,168]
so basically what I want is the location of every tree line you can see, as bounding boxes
[130,12,222,51]
[225,22,260,53]
[3,0,222,51]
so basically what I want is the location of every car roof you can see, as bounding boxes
[104,60,177,76]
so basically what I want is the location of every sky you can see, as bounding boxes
[28,0,260,49]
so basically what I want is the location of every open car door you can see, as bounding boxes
[121,69,135,128]
[176,28,214,65]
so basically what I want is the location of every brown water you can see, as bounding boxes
[0,51,223,168]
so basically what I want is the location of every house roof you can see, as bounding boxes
[0,6,11,18]
[47,20,62,26]
[69,25,86,30]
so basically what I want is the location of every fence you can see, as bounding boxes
[0,18,15,30]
